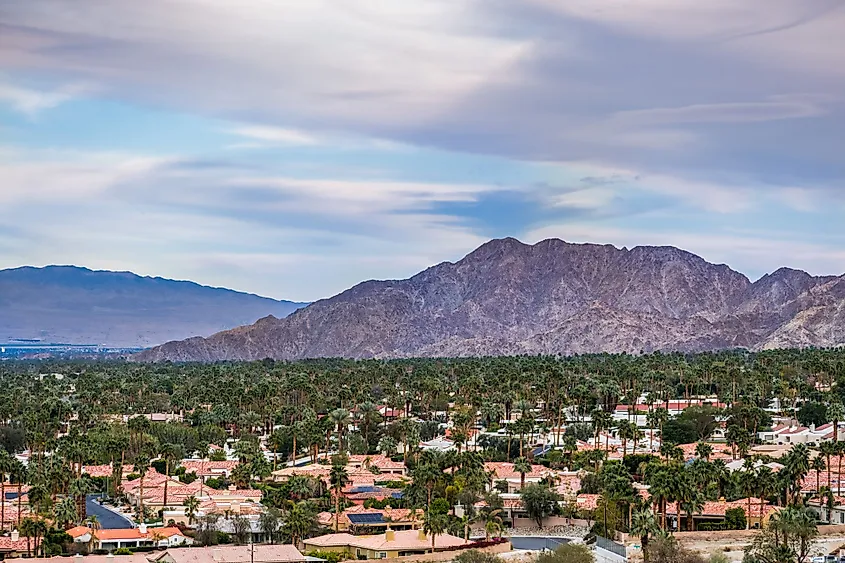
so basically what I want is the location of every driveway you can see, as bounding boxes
[86,494,134,529]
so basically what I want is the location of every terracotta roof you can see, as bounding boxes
[150,545,305,563]
[84,465,135,478]
[484,462,547,480]
[69,526,186,541]
[304,529,467,551]
[181,461,239,475]
[347,455,405,471]
[576,494,600,511]
[781,427,809,435]
[0,536,33,552]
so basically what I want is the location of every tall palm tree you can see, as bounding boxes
[68,475,92,523]
[630,507,659,562]
[828,400,845,442]
[159,443,184,508]
[283,501,318,547]
[756,466,774,528]
[820,441,837,492]
[591,408,612,450]
[328,408,352,455]
[329,464,349,532]
[10,459,26,528]
[0,450,12,533]
[695,442,713,461]
[423,509,449,550]
[53,497,78,529]
[86,515,101,554]
[513,457,532,490]
[134,454,151,523]
[183,495,200,525]
[812,456,826,496]
[678,486,705,532]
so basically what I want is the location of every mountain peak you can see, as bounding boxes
[133,236,845,363]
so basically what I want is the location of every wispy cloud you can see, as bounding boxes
[0,82,90,116]
[227,125,320,145]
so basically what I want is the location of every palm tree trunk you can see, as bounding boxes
[1,477,5,534]
[747,497,751,530]
[164,461,170,507]
[17,482,22,528]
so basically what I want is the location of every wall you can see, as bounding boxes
[378,542,513,563]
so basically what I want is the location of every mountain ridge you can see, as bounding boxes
[134,237,845,362]
[0,265,308,348]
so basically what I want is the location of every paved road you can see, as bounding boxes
[86,495,134,529]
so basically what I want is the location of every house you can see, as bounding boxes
[317,506,423,532]
[808,496,845,525]
[665,498,779,530]
[484,462,549,493]
[0,531,31,558]
[303,529,469,559]
[150,545,306,563]
[346,456,406,477]
[344,485,404,505]
[271,464,371,485]
[67,524,193,551]
[418,437,455,452]
[613,400,726,426]
[181,461,240,481]
[48,555,151,563]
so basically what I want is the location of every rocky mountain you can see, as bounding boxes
[134,238,845,362]
[0,266,307,348]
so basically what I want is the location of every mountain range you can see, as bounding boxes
[135,237,845,362]
[0,266,307,348]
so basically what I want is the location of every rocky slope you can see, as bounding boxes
[134,238,845,361]
[0,266,307,347]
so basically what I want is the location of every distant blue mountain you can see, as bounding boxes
[0,265,308,348]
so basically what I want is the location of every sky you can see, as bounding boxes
[1,1,844,302]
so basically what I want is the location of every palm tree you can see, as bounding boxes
[0,450,13,533]
[783,444,810,504]
[616,421,634,457]
[820,441,837,491]
[630,507,659,562]
[828,400,845,442]
[10,459,26,528]
[159,443,184,508]
[183,495,200,525]
[329,464,349,532]
[812,455,826,495]
[283,501,318,547]
[513,457,532,490]
[591,408,613,450]
[68,475,92,523]
[19,517,36,557]
[423,509,449,550]
[483,510,504,540]
[53,497,78,529]
[756,466,774,528]
[695,442,713,461]
[679,487,705,532]
[86,515,101,553]
[134,454,151,523]
[328,408,352,455]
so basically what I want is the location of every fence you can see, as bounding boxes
[596,536,627,558]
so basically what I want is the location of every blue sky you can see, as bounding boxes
[1,1,844,301]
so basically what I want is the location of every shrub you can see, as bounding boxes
[306,550,347,563]
[537,544,594,563]
[114,548,134,555]
[453,550,503,563]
